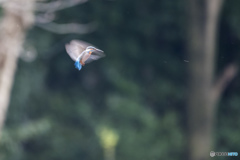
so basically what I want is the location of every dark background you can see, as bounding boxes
[0,0,239,160]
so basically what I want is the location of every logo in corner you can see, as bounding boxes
[210,151,215,157]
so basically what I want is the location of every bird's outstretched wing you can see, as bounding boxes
[65,40,91,61]
[85,51,105,64]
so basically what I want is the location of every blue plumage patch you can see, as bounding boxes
[74,61,82,70]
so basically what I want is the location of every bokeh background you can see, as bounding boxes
[0,0,239,160]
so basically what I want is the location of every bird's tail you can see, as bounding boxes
[74,61,82,70]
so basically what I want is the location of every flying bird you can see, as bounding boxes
[65,40,105,70]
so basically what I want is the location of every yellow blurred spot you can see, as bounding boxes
[98,127,119,150]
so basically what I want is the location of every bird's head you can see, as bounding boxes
[86,46,103,53]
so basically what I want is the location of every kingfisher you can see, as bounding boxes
[65,40,105,70]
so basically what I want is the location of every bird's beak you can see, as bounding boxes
[94,48,103,52]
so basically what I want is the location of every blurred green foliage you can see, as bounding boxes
[0,0,239,160]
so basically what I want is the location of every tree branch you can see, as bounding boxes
[35,0,88,12]
[35,21,97,34]
[0,0,34,138]
[212,64,238,102]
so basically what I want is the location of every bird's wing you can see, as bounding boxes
[65,40,91,61]
[85,51,105,64]
[65,43,79,61]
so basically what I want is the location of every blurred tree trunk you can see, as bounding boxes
[187,0,237,160]
[0,0,34,137]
